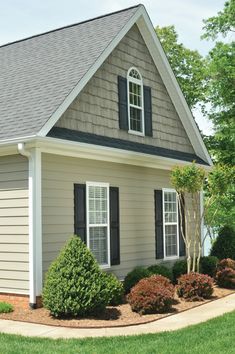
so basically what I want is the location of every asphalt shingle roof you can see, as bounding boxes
[0,5,140,141]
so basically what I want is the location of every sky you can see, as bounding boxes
[0,0,226,134]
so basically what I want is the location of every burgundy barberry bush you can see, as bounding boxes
[217,258,235,271]
[177,272,213,301]
[127,275,175,315]
[216,267,235,289]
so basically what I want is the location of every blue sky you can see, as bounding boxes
[0,0,225,133]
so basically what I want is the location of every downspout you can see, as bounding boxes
[18,143,42,308]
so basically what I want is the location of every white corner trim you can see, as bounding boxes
[18,143,42,306]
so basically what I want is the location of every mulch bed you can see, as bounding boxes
[0,286,234,328]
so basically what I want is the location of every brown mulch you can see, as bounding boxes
[0,287,234,328]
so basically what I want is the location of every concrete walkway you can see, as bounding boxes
[0,293,234,339]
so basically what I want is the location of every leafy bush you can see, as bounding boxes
[210,226,235,260]
[217,258,235,271]
[147,264,172,281]
[172,260,187,283]
[216,268,235,289]
[0,302,13,313]
[177,272,214,301]
[43,235,111,317]
[200,256,219,277]
[123,267,151,294]
[127,275,175,314]
[102,272,124,306]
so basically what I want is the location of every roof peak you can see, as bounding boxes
[0,4,142,49]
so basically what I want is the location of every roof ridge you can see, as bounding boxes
[0,4,142,49]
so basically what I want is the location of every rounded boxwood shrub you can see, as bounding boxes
[43,235,111,317]
[200,256,219,278]
[216,267,235,289]
[0,302,13,313]
[123,266,151,294]
[147,264,172,281]
[127,275,175,315]
[210,226,235,260]
[102,272,124,306]
[217,258,235,271]
[172,260,187,284]
[177,272,213,301]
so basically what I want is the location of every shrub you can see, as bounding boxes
[217,258,235,271]
[177,272,214,301]
[0,302,13,313]
[210,226,235,260]
[123,267,151,294]
[102,272,124,306]
[127,275,175,314]
[172,260,187,283]
[216,268,235,289]
[147,264,172,281]
[200,256,219,278]
[43,235,111,317]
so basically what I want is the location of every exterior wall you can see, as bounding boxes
[56,25,194,154]
[41,153,195,279]
[0,155,29,294]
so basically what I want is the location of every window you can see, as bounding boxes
[127,67,144,135]
[163,189,179,259]
[86,182,110,268]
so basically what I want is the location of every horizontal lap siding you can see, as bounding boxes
[42,153,172,279]
[0,155,29,294]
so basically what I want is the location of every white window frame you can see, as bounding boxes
[127,67,145,136]
[86,181,110,269]
[162,188,179,260]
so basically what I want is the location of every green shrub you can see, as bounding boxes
[177,272,213,301]
[103,273,124,306]
[43,235,111,317]
[127,275,175,314]
[216,268,235,289]
[147,264,172,281]
[217,258,235,271]
[172,260,187,283]
[210,226,235,260]
[0,302,13,313]
[200,256,219,278]
[124,267,151,294]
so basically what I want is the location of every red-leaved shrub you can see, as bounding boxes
[177,272,213,301]
[127,275,175,314]
[216,267,235,289]
[217,258,235,271]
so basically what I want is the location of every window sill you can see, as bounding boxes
[164,255,179,261]
[128,130,145,137]
[100,264,111,270]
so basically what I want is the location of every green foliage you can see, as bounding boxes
[177,273,214,301]
[171,163,205,194]
[172,260,187,284]
[210,226,235,259]
[156,25,206,109]
[147,264,172,281]
[42,235,111,317]
[102,273,124,306]
[200,256,219,278]
[0,302,13,313]
[216,268,235,289]
[127,275,175,314]
[123,267,151,294]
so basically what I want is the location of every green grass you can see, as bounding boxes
[0,302,13,314]
[0,311,235,354]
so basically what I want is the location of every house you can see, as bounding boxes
[0,5,212,308]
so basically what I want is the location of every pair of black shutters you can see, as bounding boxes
[74,184,120,266]
[118,76,153,137]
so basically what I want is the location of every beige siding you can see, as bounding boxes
[42,153,194,279]
[56,25,194,154]
[0,155,29,294]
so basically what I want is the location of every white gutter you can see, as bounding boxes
[18,143,42,308]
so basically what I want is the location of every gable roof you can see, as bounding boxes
[0,4,212,165]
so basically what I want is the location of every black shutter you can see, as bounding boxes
[144,85,153,137]
[155,190,164,259]
[110,187,120,265]
[179,195,186,256]
[74,184,86,243]
[118,76,128,131]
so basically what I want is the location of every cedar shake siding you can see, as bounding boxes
[0,155,29,294]
[56,24,195,155]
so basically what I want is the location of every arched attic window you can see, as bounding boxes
[127,67,144,134]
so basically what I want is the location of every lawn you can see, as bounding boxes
[0,311,234,354]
